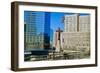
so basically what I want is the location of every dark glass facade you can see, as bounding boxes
[24,11,50,50]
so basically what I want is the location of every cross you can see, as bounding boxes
[56,27,63,40]
[56,27,63,52]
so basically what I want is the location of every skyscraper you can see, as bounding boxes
[24,11,37,41]
[79,15,90,32]
[64,14,90,32]
[61,13,90,58]
[64,14,79,32]
[24,11,50,50]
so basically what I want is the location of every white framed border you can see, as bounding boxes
[18,4,96,68]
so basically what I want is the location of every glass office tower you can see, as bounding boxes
[24,11,50,50]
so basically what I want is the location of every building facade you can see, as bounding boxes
[79,15,90,32]
[24,11,50,50]
[61,32,90,51]
[64,14,90,32]
[64,14,79,32]
[61,14,90,57]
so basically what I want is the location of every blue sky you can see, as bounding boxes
[50,12,64,32]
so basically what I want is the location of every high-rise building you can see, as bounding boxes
[79,15,90,32]
[61,14,90,58]
[50,28,53,47]
[24,11,50,50]
[24,11,37,44]
[64,14,79,32]
[64,14,90,32]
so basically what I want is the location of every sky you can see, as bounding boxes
[50,12,64,32]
